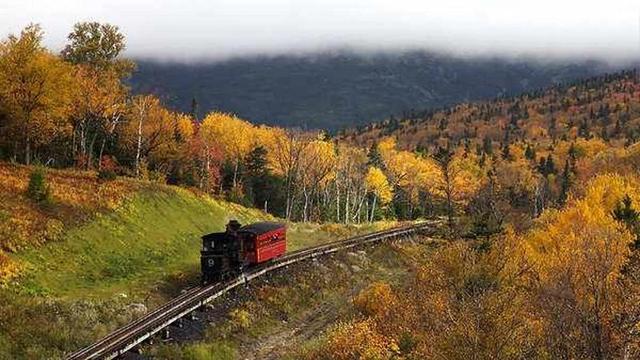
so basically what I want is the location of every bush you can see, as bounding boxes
[149,170,166,183]
[228,308,252,330]
[0,251,21,285]
[353,281,397,317]
[314,319,398,360]
[26,167,51,204]
[98,156,118,182]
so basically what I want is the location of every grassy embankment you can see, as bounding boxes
[0,162,394,359]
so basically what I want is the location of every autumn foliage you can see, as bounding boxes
[310,172,640,359]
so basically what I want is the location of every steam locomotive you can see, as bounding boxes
[201,220,287,283]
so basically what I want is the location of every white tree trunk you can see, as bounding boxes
[135,114,143,178]
[370,195,377,223]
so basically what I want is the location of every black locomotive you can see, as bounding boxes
[201,220,287,283]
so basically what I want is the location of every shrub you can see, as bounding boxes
[228,308,251,330]
[148,170,166,184]
[26,167,51,204]
[0,251,21,286]
[353,281,397,318]
[97,156,118,182]
[317,319,398,360]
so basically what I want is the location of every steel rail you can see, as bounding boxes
[66,221,438,360]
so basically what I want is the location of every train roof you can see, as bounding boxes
[239,221,285,235]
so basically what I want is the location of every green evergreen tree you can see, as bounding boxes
[482,136,493,155]
[545,156,557,175]
[613,194,640,248]
[524,144,536,160]
[558,159,572,206]
[190,97,199,122]
[27,167,51,204]
[367,143,385,169]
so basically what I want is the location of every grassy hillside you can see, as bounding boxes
[0,162,394,359]
[13,189,270,298]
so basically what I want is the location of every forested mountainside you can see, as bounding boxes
[345,70,640,151]
[130,52,615,131]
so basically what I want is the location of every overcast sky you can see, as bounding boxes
[1,0,639,62]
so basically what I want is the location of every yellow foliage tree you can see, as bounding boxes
[365,166,392,222]
[299,138,337,221]
[175,114,195,141]
[124,95,176,177]
[378,137,442,211]
[200,112,255,187]
[70,64,127,168]
[522,173,639,358]
[0,24,74,164]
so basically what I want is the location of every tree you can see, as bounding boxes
[26,167,51,204]
[0,24,74,164]
[334,144,368,223]
[190,97,199,121]
[61,22,133,75]
[558,158,572,206]
[270,129,311,220]
[124,95,176,177]
[299,139,337,221]
[613,194,640,248]
[244,146,271,211]
[62,22,131,169]
[200,112,254,189]
[523,174,640,358]
[378,137,442,220]
[69,65,127,169]
[365,166,392,222]
[524,144,536,160]
[367,143,385,169]
[434,146,456,229]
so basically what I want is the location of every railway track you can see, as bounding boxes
[66,221,439,360]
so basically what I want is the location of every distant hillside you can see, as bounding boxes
[343,70,640,154]
[130,52,615,131]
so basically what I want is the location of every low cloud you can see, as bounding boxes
[1,0,639,63]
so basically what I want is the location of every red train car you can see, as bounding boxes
[201,221,286,283]
[239,222,287,263]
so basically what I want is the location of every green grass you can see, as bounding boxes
[11,187,271,299]
[153,340,238,360]
[286,221,397,252]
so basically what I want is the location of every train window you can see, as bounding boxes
[203,240,214,251]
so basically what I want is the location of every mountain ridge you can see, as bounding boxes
[129,51,618,131]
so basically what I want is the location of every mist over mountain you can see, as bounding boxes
[130,51,618,131]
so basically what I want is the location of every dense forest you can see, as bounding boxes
[131,53,615,131]
[0,22,480,226]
